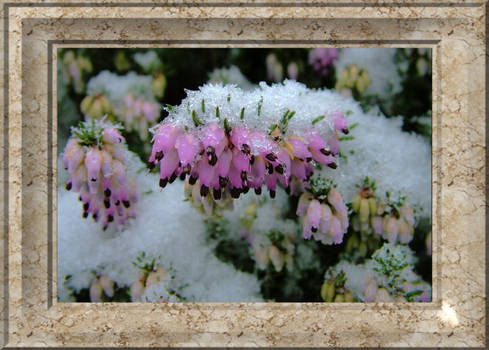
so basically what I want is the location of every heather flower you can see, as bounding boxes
[321,270,355,302]
[130,252,183,302]
[287,62,299,80]
[308,48,338,77]
[122,93,160,139]
[266,53,284,82]
[296,177,348,245]
[89,274,115,302]
[62,50,93,94]
[86,71,161,140]
[80,94,113,121]
[335,64,371,97]
[149,82,347,206]
[325,243,431,302]
[350,178,415,245]
[63,119,137,231]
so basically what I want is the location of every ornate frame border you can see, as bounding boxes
[1,1,486,347]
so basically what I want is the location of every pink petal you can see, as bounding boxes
[175,134,201,166]
[288,137,312,160]
[85,147,103,182]
[159,149,179,179]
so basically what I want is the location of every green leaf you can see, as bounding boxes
[312,115,325,125]
[201,99,205,113]
[240,107,245,120]
[257,96,263,116]
[215,106,220,119]
[268,124,278,135]
[224,118,232,134]
[339,135,355,141]
[405,290,424,300]
[191,110,204,127]
[349,122,359,130]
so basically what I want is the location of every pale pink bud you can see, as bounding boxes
[371,216,383,235]
[103,127,124,144]
[89,280,103,302]
[85,147,103,182]
[296,192,311,216]
[306,199,322,234]
[130,280,145,302]
[98,275,114,298]
[319,204,332,234]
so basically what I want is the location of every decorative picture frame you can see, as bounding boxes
[1,0,486,347]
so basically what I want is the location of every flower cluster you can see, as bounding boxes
[62,120,137,231]
[62,50,93,94]
[80,93,113,120]
[89,274,115,302]
[251,231,295,272]
[122,93,160,139]
[321,271,355,302]
[308,48,338,77]
[130,252,183,302]
[326,243,431,302]
[296,178,348,244]
[335,64,371,97]
[184,178,233,216]
[85,71,162,140]
[149,82,348,203]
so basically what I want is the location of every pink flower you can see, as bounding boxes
[308,48,338,77]
[63,121,137,231]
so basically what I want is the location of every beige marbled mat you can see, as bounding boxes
[0,0,486,347]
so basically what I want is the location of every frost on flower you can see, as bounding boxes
[208,66,255,91]
[62,119,137,231]
[85,71,161,139]
[149,81,348,205]
[325,243,431,302]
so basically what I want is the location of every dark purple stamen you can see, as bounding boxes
[159,178,168,188]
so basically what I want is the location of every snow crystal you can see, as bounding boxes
[86,70,157,104]
[162,80,345,141]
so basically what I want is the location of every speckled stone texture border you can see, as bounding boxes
[0,0,486,348]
